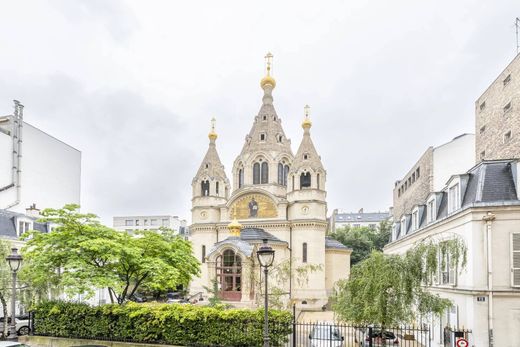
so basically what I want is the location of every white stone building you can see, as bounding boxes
[0,100,81,213]
[386,159,520,347]
[189,55,351,309]
[386,54,520,347]
[113,215,187,235]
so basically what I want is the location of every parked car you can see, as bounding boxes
[0,316,30,336]
[166,292,189,304]
[308,324,344,347]
[356,327,400,346]
[0,342,31,347]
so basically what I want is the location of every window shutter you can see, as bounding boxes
[512,233,520,287]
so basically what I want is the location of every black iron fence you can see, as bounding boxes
[285,322,431,347]
[443,327,472,347]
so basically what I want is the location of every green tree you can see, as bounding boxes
[332,237,467,326]
[329,221,391,265]
[20,204,200,304]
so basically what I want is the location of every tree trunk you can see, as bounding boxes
[0,292,8,337]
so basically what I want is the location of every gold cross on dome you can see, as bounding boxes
[264,52,273,76]
[304,105,310,119]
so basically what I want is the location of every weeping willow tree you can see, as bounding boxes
[332,236,467,327]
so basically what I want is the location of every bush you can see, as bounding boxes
[32,301,292,347]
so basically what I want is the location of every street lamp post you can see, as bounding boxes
[257,239,275,347]
[6,248,23,339]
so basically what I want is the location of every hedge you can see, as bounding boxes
[32,301,292,347]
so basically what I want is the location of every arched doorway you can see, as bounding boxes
[216,249,242,301]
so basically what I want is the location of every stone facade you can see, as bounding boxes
[476,53,520,162]
[392,148,433,219]
[188,58,351,310]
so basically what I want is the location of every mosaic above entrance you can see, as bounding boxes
[230,193,278,219]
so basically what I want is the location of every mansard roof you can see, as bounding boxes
[0,209,51,239]
[390,159,520,243]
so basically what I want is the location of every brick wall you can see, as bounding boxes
[392,148,433,219]
[476,54,520,161]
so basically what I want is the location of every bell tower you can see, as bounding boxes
[191,118,230,224]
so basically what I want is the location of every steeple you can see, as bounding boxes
[291,105,324,172]
[237,52,292,156]
[192,118,230,199]
[232,53,294,194]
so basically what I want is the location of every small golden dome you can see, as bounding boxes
[208,131,218,141]
[260,75,276,89]
[227,218,242,237]
[302,118,312,129]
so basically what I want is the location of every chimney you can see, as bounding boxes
[358,208,364,214]
[26,203,40,218]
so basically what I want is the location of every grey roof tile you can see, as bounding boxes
[325,237,351,250]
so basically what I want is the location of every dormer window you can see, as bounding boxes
[448,183,461,213]
[17,220,32,237]
[412,209,419,231]
[400,217,406,235]
[427,198,436,223]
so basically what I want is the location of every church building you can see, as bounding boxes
[189,54,351,309]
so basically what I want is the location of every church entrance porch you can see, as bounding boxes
[216,249,242,301]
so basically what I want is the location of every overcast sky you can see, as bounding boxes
[1,0,519,224]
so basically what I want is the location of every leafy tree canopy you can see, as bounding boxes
[333,236,467,326]
[20,204,200,304]
[329,221,391,265]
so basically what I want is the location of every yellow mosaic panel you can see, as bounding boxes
[231,193,278,219]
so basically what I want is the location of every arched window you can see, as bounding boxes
[202,245,206,263]
[284,165,289,186]
[216,182,219,195]
[317,173,320,190]
[303,243,308,263]
[300,172,311,188]
[201,180,210,196]
[261,162,269,184]
[253,163,260,184]
[216,249,242,301]
[238,169,244,188]
[278,163,284,185]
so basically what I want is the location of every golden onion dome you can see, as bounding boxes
[227,218,242,237]
[260,75,276,89]
[208,130,218,141]
[302,118,312,129]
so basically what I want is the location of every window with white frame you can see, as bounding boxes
[412,210,419,231]
[125,219,133,226]
[512,232,520,287]
[448,184,460,213]
[427,198,436,223]
[440,247,456,285]
[400,217,406,235]
[17,220,32,237]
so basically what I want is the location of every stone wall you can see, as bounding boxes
[392,148,433,219]
[475,54,520,161]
